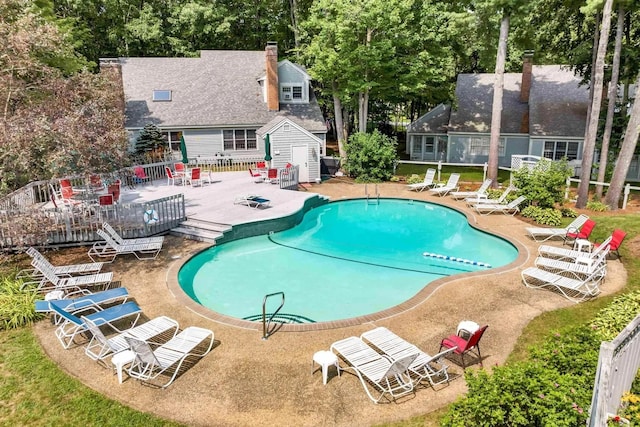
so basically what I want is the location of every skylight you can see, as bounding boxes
[153,90,172,102]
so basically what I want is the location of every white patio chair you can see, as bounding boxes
[449,179,492,200]
[330,336,418,403]
[406,169,437,192]
[83,315,179,362]
[125,326,215,388]
[17,247,104,280]
[521,266,604,303]
[473,195,526,216]
[538,235,612,264]
[24,257,113,293]
[465,185,514,206]
[102,222,164,246]
[360,327,456,388]
[428,173,460,197]
[88,229,163,262]
[525,214,589,242]
[534,246,609,280]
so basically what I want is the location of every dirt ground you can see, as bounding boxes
[29,179,631,427]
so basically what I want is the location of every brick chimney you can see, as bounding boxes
[520,51,534,103]
[265,42,279,111]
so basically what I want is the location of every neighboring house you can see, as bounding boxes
[407,56,590,170]
[100,42,326,182]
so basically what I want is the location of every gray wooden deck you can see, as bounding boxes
[120,171,321,227]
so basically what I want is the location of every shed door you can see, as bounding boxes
[292,146,309,182]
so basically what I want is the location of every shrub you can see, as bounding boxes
[560,207,578,218]
[343,130,398,182]
[512,159,572,208]
[405,174,422,185]
[441,363,593,427]
[590,290,640,341]
[586,201,609,212]
[389,175,401,182]
[0,274,42,330]
[521,206,563,226]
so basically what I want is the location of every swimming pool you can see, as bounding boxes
[178,198,518,323]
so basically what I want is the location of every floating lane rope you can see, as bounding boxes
[422,252,492,268]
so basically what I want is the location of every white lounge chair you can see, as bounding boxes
[102,222,164,246]
[17,247,104,280]
[330,336,418,403]
[521,266,603,303]
[534,246,609,280]
[525,214,589,242]
[88,229,163,262]
[465,185,514,207]
[360,327,456,388]
[125,326,215,388]
[449,179,492,200]
[24,257,113,293]
[83,315,180,362]
[406,169,437,192]
[49,299,142,348]
[428,173,460,197]
[538,235,612,264]
[473,195,527,216]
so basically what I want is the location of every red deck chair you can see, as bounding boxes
[267,168,278,184]
[595,229,627,259]
[439,325,489,368]
[565,219,596,245]
[174,162,186,176]
[108,181,120,203]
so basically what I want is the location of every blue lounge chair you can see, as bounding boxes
[49,300,142,349]
[35,287,130,324]
[234,195,271,209]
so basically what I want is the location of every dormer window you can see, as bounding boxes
[153,90,172,102]
[280,84,304,102]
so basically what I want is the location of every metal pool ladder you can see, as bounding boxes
[262,292,285,340]
[365,184,379,204]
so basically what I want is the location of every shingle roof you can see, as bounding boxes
[410,65,589,138]
[448,72,528,134]
[119,50,326,132]
[529,65,589,137]
[406,104,450,133]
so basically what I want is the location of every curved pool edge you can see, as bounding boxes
[166,197,531,332]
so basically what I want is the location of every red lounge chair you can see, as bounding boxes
[439,324,488,368]
[595,229,627,259]
[565,219,596,245]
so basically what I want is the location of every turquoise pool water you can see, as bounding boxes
[178,199,518,323]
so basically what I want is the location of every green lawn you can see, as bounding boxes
[396,164,512,185]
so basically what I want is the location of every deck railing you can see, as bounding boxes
[0,193,185,251]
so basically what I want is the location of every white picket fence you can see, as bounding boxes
[564,178,640,210]
[588,314,640,426]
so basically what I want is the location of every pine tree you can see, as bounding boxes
[135,124,166,156]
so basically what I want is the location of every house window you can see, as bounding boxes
[424,137,435,153]
[468,137,505,156]
[153,90,172,101]
[281,85,303,102]
[223,129,258,151]
[161,131,182,152]
[543,141,579,160]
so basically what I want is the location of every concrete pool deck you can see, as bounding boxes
[33,177,627,427]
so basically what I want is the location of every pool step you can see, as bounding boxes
[243,313,316,324]
[170,218,232,243]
